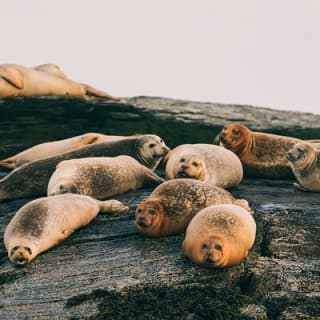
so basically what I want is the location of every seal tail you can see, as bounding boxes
[98,199,129,214]
[80,83,120,101]
[234,199,254,216]
[0,157,16,169]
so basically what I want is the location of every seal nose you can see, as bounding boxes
[137,217,148,228]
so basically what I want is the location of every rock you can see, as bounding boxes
[0,96,319,319]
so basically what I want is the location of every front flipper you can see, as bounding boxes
[293,182,308,191]
[144,170,165,187]
[0,66,24,89]
[98,199,129,213]
[80,83,120,101]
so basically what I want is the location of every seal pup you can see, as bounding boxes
[182,204,256,268]
[48,156,165,199]
[0,63,119,100]
[217,123,302,179]
[164,144,243,189]
[135,179,253,237]
[286,142,320,192]
[4,194,128,265]
[0,133,126,169]
[0,135,169,201]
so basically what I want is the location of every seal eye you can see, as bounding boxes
[201,243,208,250]
[148,208,156,215]
[149,143,156,148]
[24,247,32,254]
[214,244,222,251]
[160,139,163,143]
[11,246,20,254]
[180,158,185,163]
[192,161,198,167]
[297,147,305,153]
[136,208,142,213]
[232,129,240,135]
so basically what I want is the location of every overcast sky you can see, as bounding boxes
[2,1,320,114]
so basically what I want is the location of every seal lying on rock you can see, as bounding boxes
[0,135,169,201]
[0,63,119,100]
[0,133,126,169]
[286,142,320,192]
[164,144,243,189]
[135,179,253,237]
[217,123,302,179]
[48,156,165,199]
[182,204,256,268]
[4,194,129,265]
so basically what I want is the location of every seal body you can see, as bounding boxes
[4,194,128,265]
[0,135,169,201]
[182,204,256,268]
[217,123,302,179]
[0,133,126,169]
[135,179,253,237]
[0,63,119,100]
[48,156,165,199]
[286,142,320,192]
[164,144,243,188]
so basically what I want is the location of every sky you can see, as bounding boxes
[1,0,320,114]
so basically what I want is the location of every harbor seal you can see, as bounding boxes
[135,179,253,237]
[48,155,165,199]
[286,142,320,192]
[0,135,169,201]
[217,123,302,179]
[4,194,129,265]
[182,204,256,268]
[0,133,126,169]
[164,144,243,189]
[0,63,119,100]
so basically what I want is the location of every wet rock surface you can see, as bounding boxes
[0,96,319,319]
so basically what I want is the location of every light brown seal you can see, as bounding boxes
[48,155,165,199]
[0,133,126,169]
[286,142,320,192]
[135,178,253,237]
[0,135,169,201]
[164,144,243,189]
[217,123,302,179]
[4,194,129,265]
[182,204,256,268]
[0,63,119,100]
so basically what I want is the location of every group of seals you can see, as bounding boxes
[217,123,320,191]
[164,144,243,189]
[0,133,126,169]
[0,63,119,101]
[0,134,169,201]
[4,194,129,265]
[135,179,253,237]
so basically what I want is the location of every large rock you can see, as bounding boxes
[0,96,319,319]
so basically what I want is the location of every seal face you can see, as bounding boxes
[0,134,169,201]
[182,204,256,268]
[47,155,165,199]
[286,142,320,192]
[4,194,128,265]
[135,179,253,237]
[164,144,243,189]
[0,63,119,100]
[217,123,302,179]
[0,133,126,170]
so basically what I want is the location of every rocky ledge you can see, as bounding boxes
[0,96,319,319]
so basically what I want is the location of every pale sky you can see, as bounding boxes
[1,1,320,114]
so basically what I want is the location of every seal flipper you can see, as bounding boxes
[0,157,16,170]
[0,66,24,89]
[80,83,120,101]
[143,170,165,187]
[98,199,129,213]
